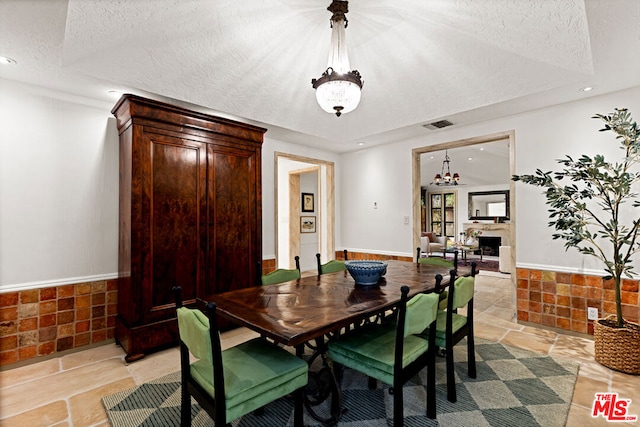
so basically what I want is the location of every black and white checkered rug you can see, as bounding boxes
[103,338,579,426]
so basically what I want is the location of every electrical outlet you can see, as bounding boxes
[403,216,409,224]
[588,307,598,320]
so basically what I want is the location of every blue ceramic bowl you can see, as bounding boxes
[345,260,388,286]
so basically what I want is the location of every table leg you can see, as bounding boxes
[302,337,345,425]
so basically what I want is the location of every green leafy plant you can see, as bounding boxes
[512,108,640,328]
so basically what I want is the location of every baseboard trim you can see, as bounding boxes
[1,273,119,293]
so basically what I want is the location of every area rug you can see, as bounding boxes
[466,258,501,273]
[103,338,579,426]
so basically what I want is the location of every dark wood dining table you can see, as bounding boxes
[208,259,471,424]
[209,260,470,348]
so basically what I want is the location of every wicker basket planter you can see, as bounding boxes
[594,316,640,375]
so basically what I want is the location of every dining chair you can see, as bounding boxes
[316,249,348,275]
[433,264,477,403]
[261,255,301,285]
[327,286,440,425]
[172,286,308,427]
[416,247,456,310]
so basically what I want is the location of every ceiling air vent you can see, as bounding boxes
[422,119,454,130]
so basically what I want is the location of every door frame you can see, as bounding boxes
[275,152,335,270]
[411,130,516,277]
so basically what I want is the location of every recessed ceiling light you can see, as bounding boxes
[479,147,484,151]
[357,142,365,146]
[429,156,434,159]
[580,86,594,92]
[108,90,123,97]
[0,56,17,65]
[468,157,473,161]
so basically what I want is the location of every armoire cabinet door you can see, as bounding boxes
[204,144,260,296]
[136,131,207,325]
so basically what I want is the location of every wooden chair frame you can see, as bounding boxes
[435,264,477,403]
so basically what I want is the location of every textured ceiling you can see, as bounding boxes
[1,0,639,154]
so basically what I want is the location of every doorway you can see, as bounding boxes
[411,131,516,276]
[275,153,335,272]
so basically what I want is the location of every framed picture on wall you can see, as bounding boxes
[302,192,314,212]
[301,216,316,233]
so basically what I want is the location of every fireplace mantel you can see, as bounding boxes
[463,223,511,247]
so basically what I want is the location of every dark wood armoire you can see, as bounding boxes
[112,95,265,362]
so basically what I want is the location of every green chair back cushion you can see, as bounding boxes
[437,290,449,310]
[404,293,439,337]
[177,307,212,363]
[321,259,346,274]
[261,268,301,285]
[452,276,474,309]
[418,256,454,268]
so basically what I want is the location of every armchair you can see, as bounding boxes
[420,232,446,256]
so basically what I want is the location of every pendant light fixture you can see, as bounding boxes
[432,150,460,185]
[311,0,363,117]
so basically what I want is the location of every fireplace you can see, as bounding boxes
[477,236,501,256]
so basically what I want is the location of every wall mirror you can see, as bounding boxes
[468,190,509,220]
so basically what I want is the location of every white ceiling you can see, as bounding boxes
[1,0,639,154]
[421,140,510,189]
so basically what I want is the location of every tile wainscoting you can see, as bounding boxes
[516,268,639,335]
[8,260,635,365]
[2,250,411,366]
[0,280,118,365]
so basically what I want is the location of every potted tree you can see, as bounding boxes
[513,108,640,374]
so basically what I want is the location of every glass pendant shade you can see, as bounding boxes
[314,69,362,115]
[312,1,363,117]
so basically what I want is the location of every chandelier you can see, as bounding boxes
[311,0,363,117]
[432,150,460,185]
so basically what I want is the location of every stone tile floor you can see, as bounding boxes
[1,270,638,426]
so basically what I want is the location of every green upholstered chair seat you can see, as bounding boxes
[191,338,308,421]
[328,288,439,424]
[434,312,468,348]
[328,324,429,386]
[261,268,301,285]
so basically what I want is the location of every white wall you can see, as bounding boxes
[342,86,640,275]
[0,80,119,290]
[0,80,342,291]
[2,78,638,291]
